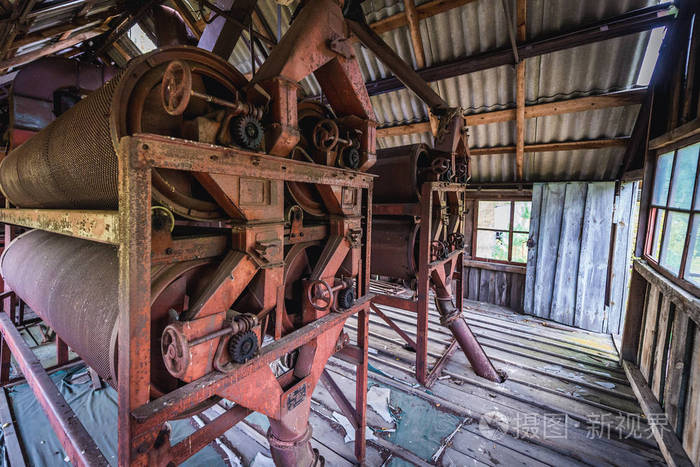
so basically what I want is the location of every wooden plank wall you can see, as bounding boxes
[524,181,632,333]
[463,266,525,311]
[608,181,640,335]
[623,261,700,466]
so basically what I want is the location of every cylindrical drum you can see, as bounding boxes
[0,46,247,219]
[367,144,431,204]
[370,217,419,280]
[1,230,219,410]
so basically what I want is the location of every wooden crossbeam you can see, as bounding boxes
[371,0,478,35]
[376,89,646,137]
[469,137,629,156]
[0,27,107,72]
[365,3,674,97]
[10,13,111,51]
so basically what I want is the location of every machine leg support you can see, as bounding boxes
[434,296,505,383]
[267,423,324,466]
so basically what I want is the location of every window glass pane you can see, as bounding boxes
[659,211,689,276]
[512,233,529,263]
[684,215,700,287]
[668,143,699,209]
[513,202,531,232]
[476,230,509,261]
[652,151,674,206]
[477,201,511,230]
[650,209,665,261]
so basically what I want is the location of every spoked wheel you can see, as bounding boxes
[149,259,222,417]
[286,101,336,216]
[280,241,324,335]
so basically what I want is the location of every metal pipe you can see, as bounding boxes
[432,284,504,383]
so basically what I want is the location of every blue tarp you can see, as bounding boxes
[3,366,225,467]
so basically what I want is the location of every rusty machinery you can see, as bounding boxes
[0,0,377,465]
[340,2,504,387]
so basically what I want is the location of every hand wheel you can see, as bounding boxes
[161,60,193,116]
[307,279,334,311]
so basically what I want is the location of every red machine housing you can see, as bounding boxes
[0,0,377,465]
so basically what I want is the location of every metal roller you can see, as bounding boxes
[0,46,249,220]
[367,144,432,204]
[1,230,219,413]
[370,217,420,280]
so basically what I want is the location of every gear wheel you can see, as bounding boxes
[340,147,360,169]
[228,330,259,363]
[231,115,264,149]
[336,288,355,309]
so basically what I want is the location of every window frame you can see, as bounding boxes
[644,136,700,297]
[472,198,532,265]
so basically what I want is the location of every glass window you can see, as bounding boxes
[668,144,699,209]
[652,151,674,206]
[659,212,689,276]
[650,209,665,261]
[646,142,700,292]
[476,230,509,261]
[512,233,529,263]
[685,216,700,287]
[513,202,531,232]
[478,201,511,230]
[475,200,532,264]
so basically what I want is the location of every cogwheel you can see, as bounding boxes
[228,330,259,363]
[231,115,264,149]
[336,288,356,309]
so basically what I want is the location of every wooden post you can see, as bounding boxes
[515,0,526,180]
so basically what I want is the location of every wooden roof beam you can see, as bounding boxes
[170,0,203,39]
[514,0,526,180]
[0,27,107,72]
[10,13,113,51]
[376,89,646,137]
[470,137,629,156]
[365,2,676,96]
[404,0,426,69]
[370,0,478,35]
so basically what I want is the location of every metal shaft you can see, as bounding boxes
[432,282,504,383]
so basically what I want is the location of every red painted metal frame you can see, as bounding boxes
[371,182,466,387]
[0,132,373,466]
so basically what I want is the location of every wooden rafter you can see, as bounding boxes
[10,13,113,51]
[514,0,526,180]
[365,3,674,97]
[252,5,276,45]
[370,0,478,35]
[0,27,107,72]
[376,89,646,137]
[469,137,629,156]
[0,0,39,60]
[404,0,426,69]
[170,0,204,39]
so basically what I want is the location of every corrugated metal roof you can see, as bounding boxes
[15,0,648,183]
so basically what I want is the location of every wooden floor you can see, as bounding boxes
[198,289,666,466]
[3,295,666,466]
